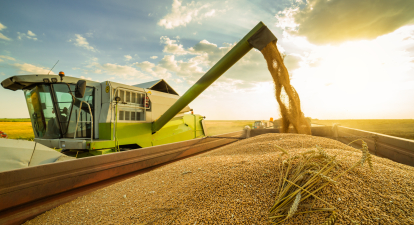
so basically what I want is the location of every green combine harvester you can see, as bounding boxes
[1,21,276,159]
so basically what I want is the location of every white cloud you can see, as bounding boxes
[158,0,213,29]
[0,55,16,62]
[138,37,281,85]
[134,61,172,79]
[160,36,189,55]
[275,7,299,31]
[17,30,38,41]
[0,33,10,41]
[124,55,132,61]
[0,22,11,41]
[12,63,55,74]
[204,9,215,17]
[276,0,414,44]
[71,34,95,52]
[174,78,183,83]
[150,56,158,59]
[80,76,92,80]
[27,30,36,37]
[157,54,206,81]
[88,63,148,80]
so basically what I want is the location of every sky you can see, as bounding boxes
[1,0,414,120]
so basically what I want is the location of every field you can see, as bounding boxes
[0,122,34,140]
[313,119,414,140]
[203,120,255,136]
[1,119,413,141]
[0,118,31,122]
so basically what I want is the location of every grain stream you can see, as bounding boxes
[25,134,414,225]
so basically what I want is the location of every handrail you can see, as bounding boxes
[73,101,93,142]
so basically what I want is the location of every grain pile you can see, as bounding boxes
[261,42,311,135]
[25,134,414,224]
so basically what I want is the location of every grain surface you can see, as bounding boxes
[25,134,414,224]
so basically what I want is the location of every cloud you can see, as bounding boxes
[284,54,302,71]
[124,55,132,61]
[80,76,92,80]
[204,9,215,17]
[158,0,212,29]
[150,56,158,59]
[160,36,188,55]
[87,63,148,80]
[71,34,95,52]
[160,54,205,79]
[134,61,172,79]
[188,40,232,66]
[276,0,414,44]
[12,63,55,74]
[0,22,11,41]
[0,55,16,62]
[132,37,297,87]
[27,30,36,37]
[17,30,38,41]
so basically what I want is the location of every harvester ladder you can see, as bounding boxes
[74,101,93,142]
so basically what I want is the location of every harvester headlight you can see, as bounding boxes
[51,78,58,83]
[43,78,50,83]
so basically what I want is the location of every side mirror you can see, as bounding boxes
[75,80,87,98]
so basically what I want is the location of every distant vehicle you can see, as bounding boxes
[253,121,265,129]
[0,131,8,139]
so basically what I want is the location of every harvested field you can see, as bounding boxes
[25,134,414,224]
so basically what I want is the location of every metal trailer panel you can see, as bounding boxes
[0,131,245,215]
[248,126,414,167]
[334,126,414,167]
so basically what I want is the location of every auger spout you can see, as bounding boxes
[152,21,277,133]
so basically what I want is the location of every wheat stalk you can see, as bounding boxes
[306,171,337,184]
[322,211,337,225]
[287,191,301,218]
[275,144,289,155]
[316,145,331,159]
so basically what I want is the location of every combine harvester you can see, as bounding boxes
[1,21,414,224]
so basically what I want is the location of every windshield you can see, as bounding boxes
[25,83,94,139]
[25,85,61,139]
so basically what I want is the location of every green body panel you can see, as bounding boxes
[152,21,266,133]
[89,140,115,150]
[183,114,205,138]
[90,115,205,151]
[116,122,153,147]
[98,123,113,140]
[153,114,204,146]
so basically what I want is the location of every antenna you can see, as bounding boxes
[48,60,59,75]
